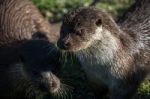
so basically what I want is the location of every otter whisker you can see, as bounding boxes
[56,89,63,99]
[51,83,72,99]
[63,89,69,99]
[47,47,56,56]
[64,51,68,64]
[61,79,74,85]
[62,84,73,97]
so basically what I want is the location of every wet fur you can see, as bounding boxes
[58,6,150,99]
[0,40,62,99]
[0,0,58,47]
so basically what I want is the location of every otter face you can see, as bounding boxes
[57,7,110,52]
[24,61,61,94]
[20,40,62,96]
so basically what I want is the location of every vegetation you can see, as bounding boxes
[32,0,92,22]
[32,0,150,99]
[32,0,134,22]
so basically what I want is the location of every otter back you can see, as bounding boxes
[0,0,57,46]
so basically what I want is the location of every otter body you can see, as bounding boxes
[0,0,64,98]
[0,1,62,98]
[0,40,62,99]
[0,0,58,46]
[58,3,150,99]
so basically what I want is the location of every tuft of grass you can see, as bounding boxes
[138,81,150,95]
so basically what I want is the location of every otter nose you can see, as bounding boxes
[64,41,70,48]
[49,76,60,93]
[42,72,60,93]
[57,39,71,50]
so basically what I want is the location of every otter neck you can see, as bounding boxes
[76,28,120,65]
[75,29,138,78]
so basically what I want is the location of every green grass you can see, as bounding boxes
[32,0,134,21]
[96,0,134,18]
[139,81,150,95]
[32,0,92,22]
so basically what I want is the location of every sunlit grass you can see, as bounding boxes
[32,0,133,21]
[138,81,150,95]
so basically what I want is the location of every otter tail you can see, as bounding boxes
[118,0,150,48]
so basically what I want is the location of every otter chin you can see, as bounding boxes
[57,6,150,99]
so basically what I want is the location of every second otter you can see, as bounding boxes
[57,7,150,99]
[0,40,66,99]
[0,0,59,47]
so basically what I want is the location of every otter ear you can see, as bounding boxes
[96,19,102,26]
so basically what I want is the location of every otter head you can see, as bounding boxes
[20,40,62,96]
[57,7,119,52]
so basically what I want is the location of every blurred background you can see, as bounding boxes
[32,0,150,99]
[32,0,134,38]
[32,0,134,23]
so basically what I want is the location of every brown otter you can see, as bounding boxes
[0,0,67,98]
[0,0,59,47]
[57,4,150,99]
[0,40,67,99]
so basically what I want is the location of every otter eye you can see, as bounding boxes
[75,30,83,36]
[75,29,85,36]
[77,22,81,26]
[96,19,102,26]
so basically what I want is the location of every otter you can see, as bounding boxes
[0,0,59,47]
[0,40,66,99]
[57,4,150,99]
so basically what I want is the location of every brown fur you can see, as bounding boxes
[0,0,62,98]
[0,40,63,99]
[58,6,150,99]
[0,0,59,47]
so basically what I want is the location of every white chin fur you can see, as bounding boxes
[81,26,103,49]
[92,26,103,40]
